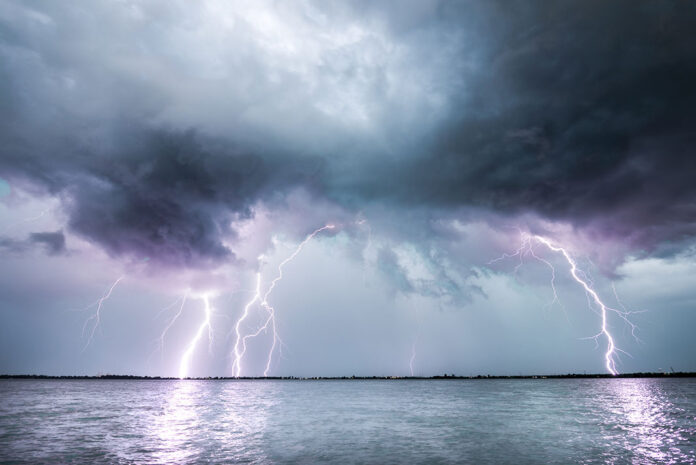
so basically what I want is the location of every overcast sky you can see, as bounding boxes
[1,0,695,377]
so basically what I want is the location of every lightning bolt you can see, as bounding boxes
[611,282,643,343]
[157,292,188,357]
[532,236,619,375]
[231,273,262,378]
[231,224,335,377]
[490,233,637,375]
[81,276,125,350]
[409,339,417,377]
[178,295,212,379]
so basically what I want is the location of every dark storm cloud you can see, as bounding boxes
[344,1,696,253]
[0,123,322,267]
[59,129,320,267]
[1,0,695,268]
[29,230,65,255]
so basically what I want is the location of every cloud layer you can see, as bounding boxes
[1,0,695,268]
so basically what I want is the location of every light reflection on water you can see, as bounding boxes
[151,381,201,464]
[149,381,276,464]
[0,378,694,464]
[603,379,694,464]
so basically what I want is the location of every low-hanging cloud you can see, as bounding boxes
[29,229,66,255]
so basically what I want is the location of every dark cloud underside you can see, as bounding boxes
[29,229,65,255]
[344,1,696,250]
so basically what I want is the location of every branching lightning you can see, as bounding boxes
[81,276,125,350]
[489,233,639,375]
[231,224,335,377]
[611,282,644,343]
[533,236,619,374]
[178,295,213,379]
[157,292,188,357]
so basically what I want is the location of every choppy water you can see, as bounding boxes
[0,379,695,464]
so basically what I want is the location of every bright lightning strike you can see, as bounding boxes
[178,295,213,379]
[231,273,262,378]
[490,233,638,375]
[532,236,619,375]
[231,224,335,377]
[81,276,125,350]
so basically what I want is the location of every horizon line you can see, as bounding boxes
[1,372,695,381]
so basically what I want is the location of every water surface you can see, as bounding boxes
[1,378,695,464]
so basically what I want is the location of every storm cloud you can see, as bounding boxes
[1,0,695,268]
[0,229,65,255]
[29,229,65,255]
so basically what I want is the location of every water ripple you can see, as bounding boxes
[1,379,695,464]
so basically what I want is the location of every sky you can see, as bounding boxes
[1,0,695,377]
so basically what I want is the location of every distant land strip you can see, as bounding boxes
[1,373,695,380]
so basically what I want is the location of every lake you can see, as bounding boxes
[1,378,695,464]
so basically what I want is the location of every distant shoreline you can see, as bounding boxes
[1,372,695,380]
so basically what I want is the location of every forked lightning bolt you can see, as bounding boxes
[532,236,620,374]
[157,292,188,357]
[489,233,638,375]
[82,276,125,350]
[231,224,335,377]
